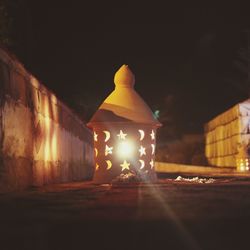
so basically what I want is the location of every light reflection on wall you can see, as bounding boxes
[30,76,94,185]
[1,49,94,188]
[51,126,58,162]
[42,94,59,165]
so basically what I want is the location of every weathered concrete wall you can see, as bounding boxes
[0,48,94,190]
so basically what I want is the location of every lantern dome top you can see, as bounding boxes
[88,65,161,127]
[114,64,135,88]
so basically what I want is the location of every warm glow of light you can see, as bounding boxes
[51,97,58,121]
[150,130,155,140]
[44,99,51,163]
[237,158,250,171]
[94,132,98,142]
[151,144,155,154]
[139,145,146,156]
[105,145,113,156]
[139,159,145,169]
[116,140,134,158]
[44,139,50,162]
[41,96,59,165]
[45,116,50,132]
[103,130,111,142]
[120,160,130,171]
[106,160,112,170]
[51,132,58,162]
[96,163,99,170]
[117,130,127,140]
[138,129,145,141]
[95,148,98,157]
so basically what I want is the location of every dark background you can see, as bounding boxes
[7,1,250,136]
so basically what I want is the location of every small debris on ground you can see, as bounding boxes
[175,176,215,184]
[100,184,111,187]
[111,173,141,184]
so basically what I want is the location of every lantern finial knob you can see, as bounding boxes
[114,65,135,88]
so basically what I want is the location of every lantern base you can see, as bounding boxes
[93,171,158,184]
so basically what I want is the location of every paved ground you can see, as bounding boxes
[1,176,250,250]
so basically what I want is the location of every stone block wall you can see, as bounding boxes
[0,48,94,190]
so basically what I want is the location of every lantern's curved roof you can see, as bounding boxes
[88,65,161,127]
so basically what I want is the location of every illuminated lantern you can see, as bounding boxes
[88,65,161,183]
[236,145,250,172]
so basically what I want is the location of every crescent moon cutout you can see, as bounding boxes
[150,159,154,169]
[139,159,145,169]
[103,130,111,142]
[95,148,98,157]
[106,160,112,170]
[138,130,145,141]
[96,163,99,170]
[151,144,155,154]
[94,132,98,142]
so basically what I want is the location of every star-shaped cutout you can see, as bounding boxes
[94,132,98,142]
[120,160,130,171]
[117,130,127,140]
[150,159,154,169]
[150,130,155,140]
[105,145,113,156]
[139,145,146,156]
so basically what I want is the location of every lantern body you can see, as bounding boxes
[92,124,157,183]
[88,65,161,183]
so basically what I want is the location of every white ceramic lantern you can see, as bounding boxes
[88,65,161,183]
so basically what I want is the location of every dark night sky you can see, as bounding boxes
[9,1,250,134]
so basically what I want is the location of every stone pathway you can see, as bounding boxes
[1,179,250,250]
